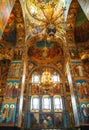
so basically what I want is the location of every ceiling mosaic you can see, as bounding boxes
[0,0,89,41]
[1,12,16,46]
[75,6,87,27]
[75,6,89,43]
[0,0,89,63]
[78,0,89,20]
[21,0,66,42]
[0,9,16,61]
[0,0,15,39]
[28,40,63,65]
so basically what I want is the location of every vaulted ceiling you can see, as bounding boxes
[0,0,89,64]
[75,6,89,43]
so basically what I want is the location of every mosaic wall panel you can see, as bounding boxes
[0,103,16,124]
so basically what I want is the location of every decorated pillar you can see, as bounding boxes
[12,0,26,128]
[0,0,25,127]
[66,0,89,127]
[0,60,11,116]
[64,0,80,127]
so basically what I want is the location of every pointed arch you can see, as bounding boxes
[66,0,79,44]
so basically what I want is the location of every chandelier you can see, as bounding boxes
[26,0,66,41]
[41,69,52,86]
[32,67,60,93]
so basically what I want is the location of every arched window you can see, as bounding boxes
[53,95,63,112]
[32,72,40,84]
[52,72,60,83]
[31,95,40,111]
[42,95,51,112]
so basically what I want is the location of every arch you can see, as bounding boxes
[66,0,79,44]
[0,0,25,61]
[13,0,25,46]
[28,65,64,83]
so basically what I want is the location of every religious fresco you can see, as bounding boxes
[28,41,63,65]
[31,84,41,95]
[5,80,19,99]
[0,0,24,52]
[75,6,89,43]
[69,47,79,59]
[0,0,89,129]
[65,81,70,93]
[0,0,15,39]
[78,0,89,20]
[19,0,74,41]
[0,96,3,111]
[56,61,63,70]
[1,11,16,46]
[24,0,65,41]
[0,60,11,108]
[80,102,89,123]
[72,61,84,77]
[65,62,80,126]
[30,113,40,128]
[70,49,89,125]
[54,113,64,128]
[30,83,63,96]
[66,62,72,87]
[64,75,75,126]
[40,113,54,128]
[76,79,89,100]
[66,33,74,43]
[35,0,55,3]
[0,103,16,124]
[14,47,23,60]
[75,21,89,43]
[66,95,72,112]
[0,47,13,60]
[66,94,75,127]
[9,61,22,78]
[28,112,64,129]
[0,60,11,83]
[0,59,22,126]
[28,61,37,72]
[82,55,89,79]
[0,4,17,61]
[75,6,87,27]
[66,0,79,45]
[0,97,3,103]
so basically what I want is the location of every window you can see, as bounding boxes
[31,96,39,111]
[32,72,40,83]
[52,72,60,83]
[42,96,51,111]
[54,96,62,111]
